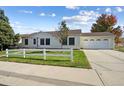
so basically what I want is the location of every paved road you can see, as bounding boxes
[0,62,103,86]
[84,50,124,85]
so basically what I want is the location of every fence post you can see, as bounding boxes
[23,49,25,58]
[43,49,46,60]
[70,48,73,62]
[6,49,8,57]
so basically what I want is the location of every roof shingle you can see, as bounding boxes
[21,29,82,37]
[81,32,114,36]
[21,30,114,38]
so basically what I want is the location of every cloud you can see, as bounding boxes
[19,10,33,14]
[10,21,22,29]
[11,23,22,29]
[39,12,56,17]
[96,8,100,11]
[105,8,112,13]
[39,13,45,16]
[116,7,123,12]
[10,21,41,34]
[79,10,100,17]
[62,10,100,26]
[14,21,21,25]
[49,13,56,17]
[65,6,79,10]
[105,7,123,14]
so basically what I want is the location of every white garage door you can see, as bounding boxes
[82,39,110,49]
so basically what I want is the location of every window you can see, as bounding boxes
[33,39,36,45]
[84,39,88,41]
[62,38,67,45]
[96,39,101,41]
[40,38,44,45]
[104,39,108,41]
[69,37,75,45]
[46,38,50,45]
[25,39,28,45]
[90,39,94,41]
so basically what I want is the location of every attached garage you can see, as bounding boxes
[80,32,115,49]
[82,38,110,49]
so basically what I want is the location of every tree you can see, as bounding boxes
[0,9,20,50]
[111,26,123,46]
[91,14,123,45]
[13,33,20,46]
[56,21,69,48]
[0,9,9,23]
[91,14,117,32]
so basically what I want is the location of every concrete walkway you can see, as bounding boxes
[84,50,124,85]
[0,62,103,86]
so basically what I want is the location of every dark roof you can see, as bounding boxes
[21,30,114,38]
[81,32,114,36]
[68,29,82,35]
[20,34,30,38]
[21,29,82,38]
[46,29,81,36]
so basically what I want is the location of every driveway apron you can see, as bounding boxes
[84,50,124,85]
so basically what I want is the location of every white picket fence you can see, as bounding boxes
[6,48,73,62]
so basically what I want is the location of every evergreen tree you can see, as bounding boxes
[0,9,20,50]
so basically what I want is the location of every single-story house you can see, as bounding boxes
[21,29,115,49]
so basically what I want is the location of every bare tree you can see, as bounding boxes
[54,21,69,48]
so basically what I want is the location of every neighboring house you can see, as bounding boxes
[21,29,115,49]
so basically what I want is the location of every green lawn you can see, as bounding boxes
[0,50,91,69]
[115,46,124,52]
[0,51,5,56]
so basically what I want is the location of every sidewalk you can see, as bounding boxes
[0,61,103,86]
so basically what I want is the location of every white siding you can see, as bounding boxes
[21,33,80,49]
[80,36,115,49]
[21,32,115,49]
[22,33,61,48]
[62,36,80,49]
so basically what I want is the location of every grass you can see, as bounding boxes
[0,51,5,56]
[0,50,91,69]
[114,46,124,52]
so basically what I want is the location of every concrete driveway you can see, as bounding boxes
[84,50,124,85]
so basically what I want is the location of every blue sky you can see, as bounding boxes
[0,6,124,34]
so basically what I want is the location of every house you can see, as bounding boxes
[21,29,115,49]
